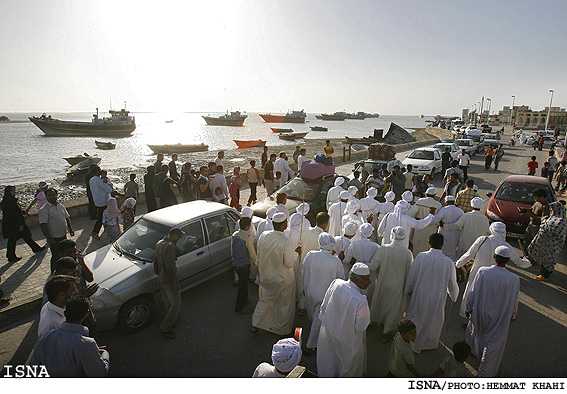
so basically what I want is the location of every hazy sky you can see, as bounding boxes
[1,0,565,115]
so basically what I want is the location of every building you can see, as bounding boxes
[495,105,567,130]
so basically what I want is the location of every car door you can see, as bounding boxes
[434,150,442,172]
[175,219,210,289]
[203,211,237,274]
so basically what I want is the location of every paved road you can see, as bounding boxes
[1,137,566,378]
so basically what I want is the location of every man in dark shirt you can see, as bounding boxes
[441,148,452,175]
[153,164,169,208]
[261,146,269,169]
[154,153,164,171]
[264,153,276,196]
[85,166,97,220]
[197,166,213,200]
[169,154,180,183]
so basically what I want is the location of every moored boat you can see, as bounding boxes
[66,157,102,179]
[147,143,209,154]
[64,153,95,165]
[315,112,347,121]
[271,128,293,133]
[259,110,306,123]
[310,126,328,131]
[202,111,247,126]
[278,132,309,140]
[233,139,266,149]
[29,108,136,137]
[346,112,368,119]
[95,140,116,150]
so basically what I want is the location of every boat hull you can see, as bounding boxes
[310,126,328,131]
[271,128,293,133]
[233,140,266,149]
[202,116,246,126]
[278,132,308,140]
[147,144,209,154]
[29,118,136,136]
[95,141,116,150]
[66,157,102,179]
[315,115,346,121]
[259,114,305,123]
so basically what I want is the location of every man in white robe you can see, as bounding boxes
[334,221,358,277]
[328,191,350,236]
[274,152,295,185]
[429,195,464,261]
[405,233,459,353]
[302,233,345,351]
[443,197,490,257]
[347,185,360,205]
[317,263,371,377]
[326,177,346,210]
[237,206,258,281]
[455,222,531,320]
[359,187,379,223]
[401,190,414,204]
[251,213,299,335]
[252,338,303,378]
[256,206,278,245]
[378,200,435,248]
[374,191,395,243]
[369,226,413,342]
[285,213,307,313]
[301,212,329,263]
[465,246,520,377]
[345,223,379,304]
[406,187,442,256]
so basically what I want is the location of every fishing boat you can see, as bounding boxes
[95,140,116,150]
[233,139,266,149]
[147,143,209,154]
[29,108,136,136]
[202,111,247,126]
[259,110,306,123]
[271,128,293,133]
[346,112,368,120]
[278,132,308,140]
[66,157,102,179]
[309,126,328,131]
[315,112,347,121]
[63,153,95,165]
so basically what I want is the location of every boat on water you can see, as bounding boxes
[95,140,116,150]
[365,113,380,118]
[279,132,308,140]
[259,110,306,123]
[315,111,347,121]
[66,157,102,179]
[147,143,209,154]
[346,112,368,120]
[271,128,293,133]
[310,126,328,131]
[202,111,247,126]
[63,153,96,165]
[233,139,266,149]
[29,108,136,137]
[419,114,425,118]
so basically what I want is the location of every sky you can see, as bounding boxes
[1,0,566,116]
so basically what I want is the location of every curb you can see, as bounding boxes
[0,297,42,330]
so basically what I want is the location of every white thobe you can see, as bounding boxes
[302,250,345,348]
[341,214,363,242]
[274,157,294,185]
[406,197,442,256]
[275,203,290,217]
[373,201,394,243]
[252,363,286,378]
[455,235,531,319]
[430,205,464,261]
[300,226,324,263]
[328,201,348,236]
[255,219,273,246]
[465,266,519,377]
[443,210,489,257]
[252,230,297,335]
[333,235,352,277]
[326,185,344,210]
[285,225,306,310]
[317,279,370,377]
[345,238,379,304]
[359,197,380,223]
[404,249,459,353]
[378,212,434,248]
[368,241,413,333]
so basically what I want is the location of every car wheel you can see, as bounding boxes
[119,295,154,333]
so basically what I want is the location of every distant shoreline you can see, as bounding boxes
[0,120,29,124]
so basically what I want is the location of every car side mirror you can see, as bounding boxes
[486,192,493,198]
[405,154,409,158]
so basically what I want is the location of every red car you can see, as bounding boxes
[485,175,557,239]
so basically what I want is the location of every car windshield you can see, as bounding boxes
[470,136,481,142]
[494,182,554,204]
[408,150,434,160]
[114,218,170,262]
[455,140,470,146]
[433,144,450,150]
[279,178,319,201]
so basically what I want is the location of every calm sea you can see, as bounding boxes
[0,111,431,185]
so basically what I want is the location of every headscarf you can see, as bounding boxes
[296,202,309,216]
[344,200,360,215]
[343,221,358,236]
[106,197,120,220]
[470,197,483,209]
[393,200,411,222]
[36,181,50,197]
[384,191,395,202]
[120,197,137,212]
[366,187,378,198]
[348,186,358,197]
[550,201,566,220]
[402,190,413,203]
[528,201,567,262]
[334,177,345,187]
[391,225,407,241]
[339,190,351,201]
[241,206,254,218]
[266,206,278,221]
[358,223,373,238]
[286,213,303,240]
[231,167,241,185]
[271,338,302,373]
[318,232,336,251]
[489,221,507,240]
[1,186,16,207]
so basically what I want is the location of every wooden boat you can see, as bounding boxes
[278,132,308,140]
[233,139,266,149]
[310,126,328,131]
[95,140,116,150]
[66,157,102,179]
[64,153,95,165]
[271,128,293,133]
[147,143,209,154]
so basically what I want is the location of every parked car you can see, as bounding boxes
[481,132,501,141]
[433,142,460,161]
[454,139,476,155]
[480,124,492,132]
[85,201,241,332]
[466,134,486,153]
[528,134,562,149]
[402,148,443,178]
[485,175,556,238]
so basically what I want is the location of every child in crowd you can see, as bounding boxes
[527,156,538,176]
[388,318,421,378]
[274,171,282,191]
[120,197,136,230]
[102,197,123,243]
[213,187,225,204]
[430,341,474,378]
[25,181,50,214]
[541,162,550,179]
[123,173,139,204]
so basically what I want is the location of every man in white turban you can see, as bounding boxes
[300,212,329,263]
[455,222,530,323]
[348,185,360,204]
[292,202,311,236]
[465,245,520,377]
[405,233,459,353]
[359,187,379,224]
[406,187,443,256]
[326,177,346,209]
[328,191,350,236]
[256,206,278,245]
[342,200,362,240]
[302,232,345,352]
[237,206,258,281]
[317,263,371,377]
[334,221,358,277]
[378,200,435,248]
[429,195,464,261]
[402,190,414,204]
[442,196,489,258]
[252,212,299,335]
[369,226,414,342]
[345,223,379,304]
[285,213,307,313]
[252,338,303,377]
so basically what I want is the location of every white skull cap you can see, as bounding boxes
[272,212,287,223]
[241,206,254,218]
[445,195,455,202]
[296,202,310,216]
[266,206,278,220]
[366,187,378,198]
[334,177,345,187]
[426,187,436,196]
[385,191,395,202]
[471,197,483,209]
[402,190,413,202]
[339,190,351,200]
[494,245,510,258]
[351,262,370,276]
[391,226,407,240]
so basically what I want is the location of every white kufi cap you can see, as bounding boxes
[426,187,436,196]
[445,195,455,202]
[402,190,413,203]
[271,338,302,373]
[334,177,345,187]
[391,226,407,240]
[296,202,310,216]
[471,197,483,209]
[358,223,373,238]
[343,221,358,236]
[318,232,336,251]
[366,187,378,198]
[351,262,370,276]
[384,191,395,202]
[494,245,511,258]
[241,206,254,218]
[266,206,278,220]
[339,190,351,200]
[272,212,287,223]
[345,200,360,215]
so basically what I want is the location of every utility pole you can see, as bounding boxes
[544,90,554,132]
[509,95,515,131]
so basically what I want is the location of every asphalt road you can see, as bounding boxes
[1,137,566,378]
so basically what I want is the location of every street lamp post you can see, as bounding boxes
[544,90,554,132]
[509,95,515,131]
[486,98,491,124]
